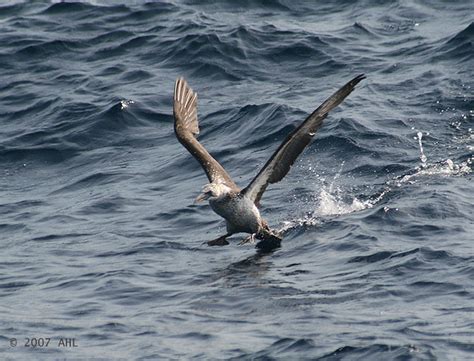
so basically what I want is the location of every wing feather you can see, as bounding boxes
[243,74,365,204]
[173,77,238,190]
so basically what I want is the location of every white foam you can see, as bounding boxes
[278,129,472,233]
[279,215,319,233]
[120,99,134,110]
[316,188,372,216]
[399,131,472,184]
[278,126,472,235]
[417,158,472,177]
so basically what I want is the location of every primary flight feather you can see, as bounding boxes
[173,75,365,249]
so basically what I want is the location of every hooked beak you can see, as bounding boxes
[195,192,210,203]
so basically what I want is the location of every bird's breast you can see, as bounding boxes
[210,194,261,234]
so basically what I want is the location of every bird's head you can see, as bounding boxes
[195,183,231,202]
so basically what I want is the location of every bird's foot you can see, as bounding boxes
[255,230,282,251]
[206,235,229,246]
[238,233,256,246]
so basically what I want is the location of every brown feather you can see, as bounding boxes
[173,77,239,190]
[243,74,366,204]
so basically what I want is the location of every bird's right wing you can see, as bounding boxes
[243,74,365,204]
[173,77,239,190]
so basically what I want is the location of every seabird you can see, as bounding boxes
[173,74,365,250]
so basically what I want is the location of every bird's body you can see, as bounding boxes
[172,74,365,249]
[210,190,262,235]
[195,182,274,247]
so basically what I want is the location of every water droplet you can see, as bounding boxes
[120,99,135,110]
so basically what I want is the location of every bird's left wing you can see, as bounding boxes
[242,74,365,204]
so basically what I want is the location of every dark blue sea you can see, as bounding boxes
[1,1,473,360]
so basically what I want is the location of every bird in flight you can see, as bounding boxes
[173,74,365,250]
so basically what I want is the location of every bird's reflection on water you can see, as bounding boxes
[212,245,281,289]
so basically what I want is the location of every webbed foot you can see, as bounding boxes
[206,235,229,246]
[238,233,256,246]
[255,230,282,251]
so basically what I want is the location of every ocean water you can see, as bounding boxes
[0,0,473,360]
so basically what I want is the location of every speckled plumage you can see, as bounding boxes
[173,75,364,249]
[209,191,262,235]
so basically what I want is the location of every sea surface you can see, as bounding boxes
[0,1,473,360]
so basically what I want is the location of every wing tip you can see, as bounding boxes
[351,73,366,87]
[174,76,187,101]
[173,76,199,136]
[174,76,194,103]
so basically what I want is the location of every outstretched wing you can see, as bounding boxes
[173,77,238,190]
[242,74,365,204]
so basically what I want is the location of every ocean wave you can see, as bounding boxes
[316,344,435,360]
[1,0,473,359]
[433,22,474,63]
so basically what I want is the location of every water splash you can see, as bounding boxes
[316,188,372,216]
[120,99,134,110]
[397,131,472,185]
[328,161,345,193]
[279,131,472,233]
[316,161,377,216]
[416,131,427,167]
[412,157,471,178]
[279,162,377,233]
[279,213,319,233]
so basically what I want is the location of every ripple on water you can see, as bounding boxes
[0,0,473,360]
